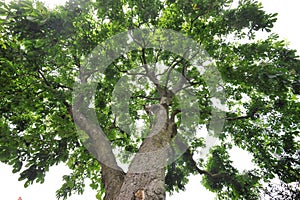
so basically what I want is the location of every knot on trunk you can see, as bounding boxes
[134,189,145,200]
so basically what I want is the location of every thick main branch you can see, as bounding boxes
[72,104,125,199]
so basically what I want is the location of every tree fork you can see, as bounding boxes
[115,104,172,200]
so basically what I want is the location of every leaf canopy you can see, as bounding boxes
[0,0,299,199]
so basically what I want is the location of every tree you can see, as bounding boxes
[0,0,299,199]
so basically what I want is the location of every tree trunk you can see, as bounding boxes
[114,105,172,200]
[74,101,173,199]
[116,170,166,200]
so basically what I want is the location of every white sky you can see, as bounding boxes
[1,0,300,200]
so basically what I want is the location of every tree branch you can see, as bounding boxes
[226,115,252,121]
[183,148,244,193]
[170,109,181,122]
[140,48,166,96]
[38,68,73,91]
[226,108,258,121]
[171,62,189,94]
[189,2,215,31]
[165,56,185,89]
[135,94,161,101]
[113,62,146,76]
[72,103,125,199]
[183,148,211,176]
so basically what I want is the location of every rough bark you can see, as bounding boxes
[102,165,126,200]
[115,105,172,200]
[73,100,174,199]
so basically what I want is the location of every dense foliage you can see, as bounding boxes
[0,0,299,199]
